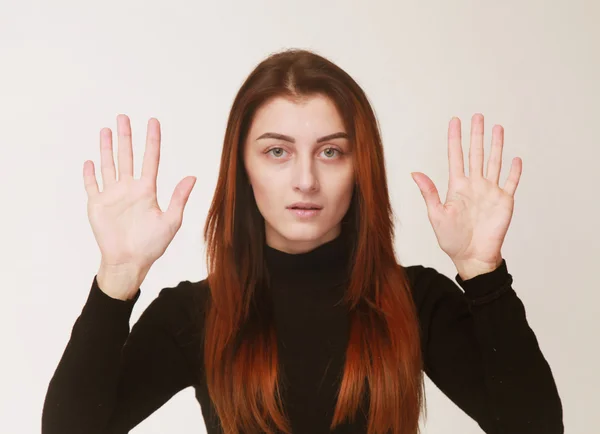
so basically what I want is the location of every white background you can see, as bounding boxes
[1,0,598,432]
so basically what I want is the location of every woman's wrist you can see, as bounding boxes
[97,262,148,301]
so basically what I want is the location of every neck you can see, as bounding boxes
[264,228,353,298]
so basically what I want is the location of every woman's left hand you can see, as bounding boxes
[411,113,522,278]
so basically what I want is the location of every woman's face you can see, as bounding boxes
[243,94,354,254]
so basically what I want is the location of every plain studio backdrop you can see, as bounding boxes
[1,0,598,433]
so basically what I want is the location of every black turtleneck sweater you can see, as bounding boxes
[42,233,563,434]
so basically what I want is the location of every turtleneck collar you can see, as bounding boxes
[264,228,353,296]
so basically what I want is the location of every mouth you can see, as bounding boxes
[287,203,323,210]
[287,203,323,218]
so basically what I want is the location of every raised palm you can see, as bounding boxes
[411,113,522,270]
[83,115,196,272]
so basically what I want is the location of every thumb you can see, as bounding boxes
[411,172,442,213]
[165,176,197,229]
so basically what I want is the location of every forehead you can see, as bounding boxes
[248,94,346,139]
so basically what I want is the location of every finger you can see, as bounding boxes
[83,160,99,197]
[141,118,161,186]
[469,113,485,178]
[486,124,504,185]
[100,127,116,188]
[411,172,442,214]
[503,157,522,197]
[448,117,465,183]
[117,114,134,180]
[165,176,197,229]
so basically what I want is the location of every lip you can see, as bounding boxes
[288,208,322,218]
[286,202,323,210]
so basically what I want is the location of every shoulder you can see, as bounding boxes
[155,278,211,308]
[401,263,462,314]
[141,278,211,342]
[403,263,450,293]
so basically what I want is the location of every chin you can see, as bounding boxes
[268,220,341,249]
[278,224,324,242]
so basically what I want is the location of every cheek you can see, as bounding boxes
[249,174,283,215]
[328,169,355,205]
[246,160,271,207]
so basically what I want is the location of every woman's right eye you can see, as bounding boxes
[266,147,287,158]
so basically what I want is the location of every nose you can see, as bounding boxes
[292,155,319,193]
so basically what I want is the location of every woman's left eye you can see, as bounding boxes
[321,147,342,158]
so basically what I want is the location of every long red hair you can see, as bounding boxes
[202,48,426,434]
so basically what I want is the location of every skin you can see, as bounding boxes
[411,114,522,280]
[243,94,355,254]
[84,107,520,302]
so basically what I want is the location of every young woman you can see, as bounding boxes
[42,49,563,434]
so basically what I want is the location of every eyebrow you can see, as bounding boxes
[255,132,349,143]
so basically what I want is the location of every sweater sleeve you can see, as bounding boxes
[42,275,199,434]
[411,258,563,434]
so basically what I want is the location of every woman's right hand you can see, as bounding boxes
[83,114,196,300]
